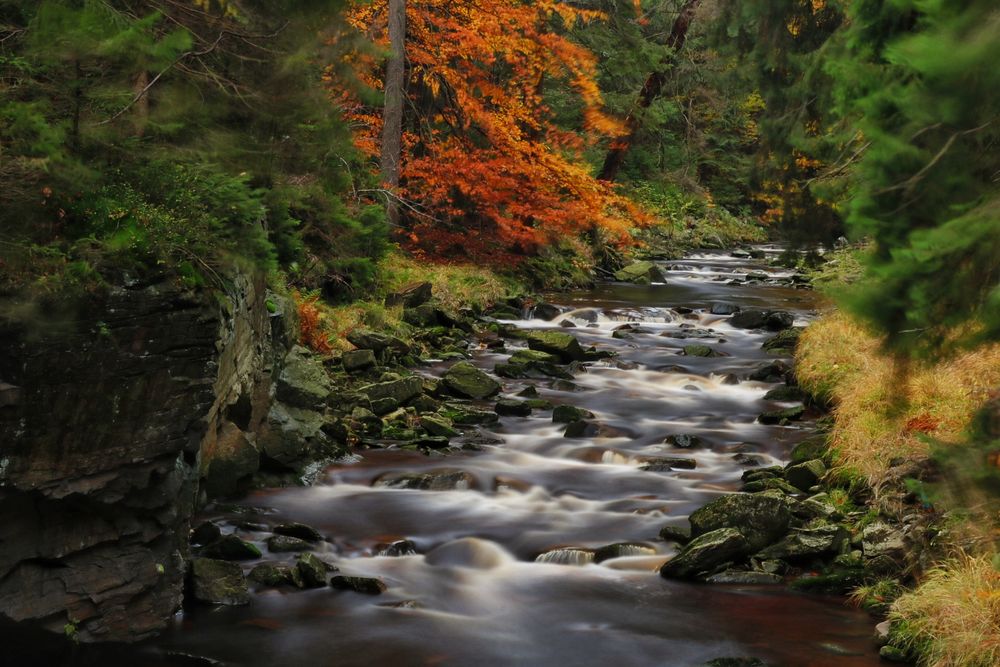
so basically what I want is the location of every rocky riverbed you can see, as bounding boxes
[3,247,893,666]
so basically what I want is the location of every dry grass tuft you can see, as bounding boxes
[890,554,1000,667]
[796,312,1000,485]
[375,252,520,312]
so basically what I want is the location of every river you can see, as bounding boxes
[45,247,887,666]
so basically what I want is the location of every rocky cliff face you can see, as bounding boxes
[0,272,289,642]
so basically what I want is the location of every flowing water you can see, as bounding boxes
[45,248,887,666]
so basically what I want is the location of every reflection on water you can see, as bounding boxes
[12,247,881,667]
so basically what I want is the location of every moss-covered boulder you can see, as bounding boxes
[267,535,312,553]
[552,404,594,423]
[785,459,827,491]
[249,562,298,588]
[659,528,750,579]
[443,362,501,399]
[762,328,803,354]
[682,344,723,358]
[361,376,424,404]
[190,558,250,606]
[758,405,806,425]
[689,492,792,552]
[330,575,387,595]
[524,331,586,362]
[342,349,376,372]
[420,414,460,438]
[296,553,329,588]
[386,281,433,308]
[373,469,476,491]
[276,346,333,409]
[756,524,849,560]
[614,261,666,285]
[201,534,262,561]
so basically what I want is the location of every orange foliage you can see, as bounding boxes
[338,0,648,259]
[294,292,333,355]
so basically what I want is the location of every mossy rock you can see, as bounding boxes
[659,528,751,580]
[276,347,333,409]
[614,261,666,285]
[509,349,561,365]
[420,415,459,438]
[789,434,829,463]
[689,493,792,552]
[495,399,532,417]
[682,344,723,358]
[524,331,586,362]
[785,459,827,491]
[552,404,594,423]
[201,534,262,561]
[190,558,250,606]
[758,405,806,425]
[442,361,501,399]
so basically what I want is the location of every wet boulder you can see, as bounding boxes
[664,434,703,449]
[682,345,723,358]
[442,362,501,399]
[659,528,751,580]
[757,405,806,425]
[330,576,387,595]
[200,534,262,561]
[495,399,532,417]
[861,521,907,562]
[748,361,792,383]
[296,553,330,588]
[614,261,666,285]
[552,405,595,423]
[376,540,418,557]
[249,562,300,587]
[729,309,770,329]
[704,570,782,585]
[524,331,586,362]
[593,543,657,562]
[190,559,250,606]
[785,459,827,491]
[190,522,221,546]
[274,522,323,543]
[762,328,803,354]
[756,525,849,561]
[710,303,741,316]
[659,525,692,544]
[640,457,697,471]
[532,302,564,320]
[689,492,792,552]
[373,469,476,491]
[442,403,500,425]
[267,535,312,553]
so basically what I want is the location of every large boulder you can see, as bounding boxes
[524,331,586,362]
[190,559,250,606]
[360,376,423,404]
[756,525,848,561]
[442,362,501,399]
[347,329,410,354]
[614,261,666,285]
[276,346,332,409]
[689,492,792,552]
[257,401,332,467]
[659,528,750,579]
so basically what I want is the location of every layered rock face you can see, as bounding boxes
[0,273,282,642]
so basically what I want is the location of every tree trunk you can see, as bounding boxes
[598,0,701,183]
[380,0,407,228]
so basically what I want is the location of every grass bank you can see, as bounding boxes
[796,247,1000,665]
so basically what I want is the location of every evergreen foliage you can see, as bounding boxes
[1,0,386,299]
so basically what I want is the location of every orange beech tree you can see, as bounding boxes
[339,0,649,261]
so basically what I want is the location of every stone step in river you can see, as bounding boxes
[94,247,885,666]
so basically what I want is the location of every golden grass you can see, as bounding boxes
[308,252,524,352]
[374,252,521,312]
[890,554,1000,667]
[796,311,1000,484]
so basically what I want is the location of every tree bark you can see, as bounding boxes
[380,0,407,228]
[598,0,701,183]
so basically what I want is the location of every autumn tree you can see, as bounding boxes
[342,0,646,260]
